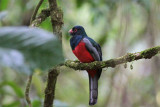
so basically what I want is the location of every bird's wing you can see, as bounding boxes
[82,37,102,61]
[94,43,102,61]
[83,37,102,79]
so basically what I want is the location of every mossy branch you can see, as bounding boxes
[44,67,60,107]
[30,0,44,23]
[25,75,32,107]
[25,3,50,107]
[64,46,160,70]
[43,0,63,107]
[48,0,63,40]
[30,8,50,27]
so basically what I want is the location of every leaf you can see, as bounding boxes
[0,11,8,20]
[124,63,127,69]
[40,18,53,31]
[0,81,24,98]
[0,0,9,10]
[32,69,44,98]
[0,49,30,74]
[130,64,133,70]
[75,0,85,8]
[0,26,64,74]
[2,101,20,107]
[32,100,42,107]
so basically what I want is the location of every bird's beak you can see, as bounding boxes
[68,29,73,35]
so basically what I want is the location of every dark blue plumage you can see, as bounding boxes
[70,35,83,50]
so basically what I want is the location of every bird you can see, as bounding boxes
[69,25,102,105]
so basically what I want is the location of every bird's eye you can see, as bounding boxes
[74,29,77,32]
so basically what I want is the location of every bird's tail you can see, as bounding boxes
[88,71,98,106]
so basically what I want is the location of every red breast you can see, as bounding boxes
[72,41,96,77]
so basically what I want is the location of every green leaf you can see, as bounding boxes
[0,0,9,10]
[0,27,64,74]
[2,101,20,107]
[0,11,8,20]
[40,18,53,31]
[75,0,85,8]
[0,81,24,98]
[32,99,42,107]
[32,70,44,98]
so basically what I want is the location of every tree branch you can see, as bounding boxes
[25,75,32,107]
[64,46,160,70]
[43,0,63,107]
[44,67,60,107]
[30,0,44,23]
[25,3,50,107]
[48,0,63,40]
[30,8,50,27]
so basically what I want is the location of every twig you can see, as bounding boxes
[30,0,44,23]
[30,8,50,27]
[25,75,33,107]
[25,5,50,107]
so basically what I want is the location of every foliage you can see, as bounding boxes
[0,26,64,74]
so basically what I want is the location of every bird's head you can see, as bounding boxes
[69,25,87,36]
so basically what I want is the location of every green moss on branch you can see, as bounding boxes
[30,9,50,27]
[44,67,60,107]
[64,46,160,70]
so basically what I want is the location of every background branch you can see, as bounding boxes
[30,8,50,27]
[25,75,32,107]
[30,0,44,23]
[25,2,48,107]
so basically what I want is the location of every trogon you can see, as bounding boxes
[69,25,102,105]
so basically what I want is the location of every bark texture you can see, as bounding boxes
[44,68,60,107]
[64,46,160,70]
[48,0,63,40]
[31,9,50,27]
[43,0,63,107]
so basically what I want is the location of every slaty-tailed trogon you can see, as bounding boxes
[69,25,102,105]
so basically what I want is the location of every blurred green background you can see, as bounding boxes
[0,0,160,107]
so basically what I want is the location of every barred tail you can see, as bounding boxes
[88,73,98,105]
